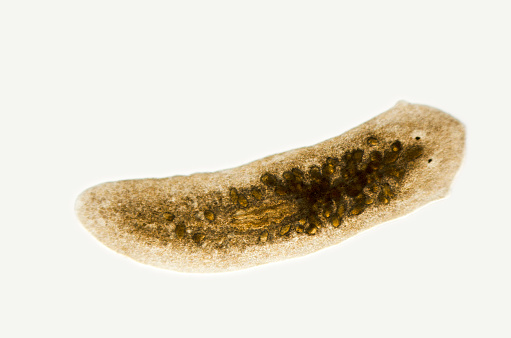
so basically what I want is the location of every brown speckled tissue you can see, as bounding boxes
[76,101,465,273]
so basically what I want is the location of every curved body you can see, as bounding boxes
[75,101,465,273]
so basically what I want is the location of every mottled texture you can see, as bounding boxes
[75,101,465,273]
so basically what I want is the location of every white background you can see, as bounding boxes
[1,1,510,337]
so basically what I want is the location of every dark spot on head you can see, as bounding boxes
[415,136,421,140]
[428,158,432,163]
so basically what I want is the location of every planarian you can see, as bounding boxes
[75,101,465,273]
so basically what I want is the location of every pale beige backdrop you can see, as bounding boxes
[1,1,509,337]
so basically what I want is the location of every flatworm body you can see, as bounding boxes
[75,101,465,273]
